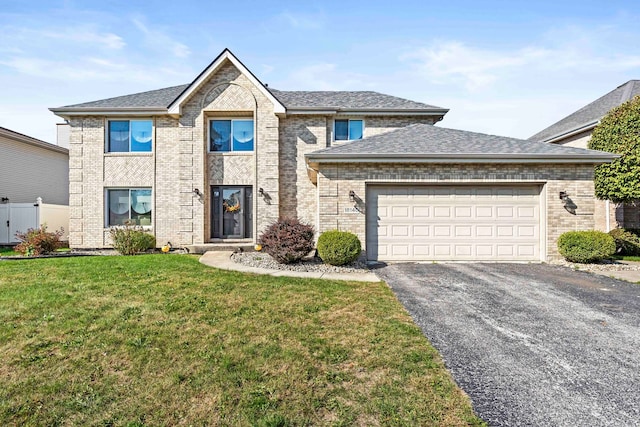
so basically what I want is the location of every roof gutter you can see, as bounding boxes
[541,120,599,144]
[305,152,618,166]
[49,107,168,119]
[285,107,449,117]
[0,127,68,154]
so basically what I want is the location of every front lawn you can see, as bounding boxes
[0,255,483,426]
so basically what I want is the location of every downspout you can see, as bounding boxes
[606,200,611,232]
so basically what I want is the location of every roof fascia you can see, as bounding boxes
[0,128,68,154]
[540,120,599,143]
[49,107,168,120]
[305,152,618,165]
[167,49,286,116]
[285,108,449,116]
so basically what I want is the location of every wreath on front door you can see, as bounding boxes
[223,197,240,212]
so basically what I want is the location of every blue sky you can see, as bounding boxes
[1,0,639,143]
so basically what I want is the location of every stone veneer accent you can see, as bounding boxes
[315,162,598,261]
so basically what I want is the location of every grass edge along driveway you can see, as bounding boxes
[0,254,484,426]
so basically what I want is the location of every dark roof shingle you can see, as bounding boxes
[268,89,444,110]
[529,80,640,142]
[56,85,445,112]
[61,85,190,109]
[307,124,616,160]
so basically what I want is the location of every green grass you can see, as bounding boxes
[0,247,18,256]
[0,255,484,426]
[614,255,640,262]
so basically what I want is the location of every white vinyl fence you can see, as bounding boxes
[0,198,69,244]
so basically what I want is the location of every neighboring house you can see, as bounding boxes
[50,49,615,262]
[0,126,69,243]
[0,127,69,205]
[529,80,640,231]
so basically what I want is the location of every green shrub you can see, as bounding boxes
[609,228,640,255]
[109,222,156,255]
[317,230,362,266]
[259,218,315,264]
[14,225,64,256]
[557,230,615,263]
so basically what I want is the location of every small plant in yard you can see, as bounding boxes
[14,225,64,256]
[609,228,640,256]
[317,230,362,266]
[109,221,156,255]
[557,230,616,263]
[258,218,314,264]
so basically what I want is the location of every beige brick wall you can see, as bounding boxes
[279,115,440,229]
[315,162,598,261]
[68,59,282,248]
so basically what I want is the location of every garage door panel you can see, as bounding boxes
[367,185,541,261]
[455,206,472,217]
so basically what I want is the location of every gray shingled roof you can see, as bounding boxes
[307,124,616,161]
[61,84,189,108]
[529,80,640,142]
[268,89,444,110]
[56,85,444,112]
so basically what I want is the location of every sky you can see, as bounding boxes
[1,0,639,144]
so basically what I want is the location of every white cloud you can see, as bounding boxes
[131,17,190,58]
[40,28,125,50]
[278,11,325,30]
[402,42,551,92]
[283,63,376,90]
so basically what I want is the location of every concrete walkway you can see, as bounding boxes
[199,251,380,282]
[585,260,640,283]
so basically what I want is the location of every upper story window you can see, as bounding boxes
[108,120,153,152]
[107,188,152,227]
[334,119,364,141]
[209,119,254,152]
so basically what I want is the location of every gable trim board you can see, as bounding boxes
[50,48,617,261]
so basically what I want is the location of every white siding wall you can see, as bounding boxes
[0,134,69,205]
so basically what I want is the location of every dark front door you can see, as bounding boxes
[211,186,253,239]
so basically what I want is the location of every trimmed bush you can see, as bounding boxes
[14,225,64,256]
[259,218,314,264]
[109,222,156,255]
[609,228,640,255]
[317,230,362,266]
[557,230,615,263]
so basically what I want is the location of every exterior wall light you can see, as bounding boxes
[349,190,356,202]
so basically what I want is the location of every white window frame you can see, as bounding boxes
[207,118,255,153]
[105,187,153,228]
[105,119,154,153]
[333,118,365,141]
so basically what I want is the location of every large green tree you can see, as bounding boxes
[588,95,640,203]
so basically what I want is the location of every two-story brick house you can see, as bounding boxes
[51,49,616,262]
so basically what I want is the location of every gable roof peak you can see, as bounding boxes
[167,49,285,116]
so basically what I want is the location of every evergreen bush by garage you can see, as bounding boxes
[259,218,315,264]
[317,230,362,266]
[557,230,615,263]
[609,228,640,256]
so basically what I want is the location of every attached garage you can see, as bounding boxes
[366,185,542,262]
[305,123,618,262]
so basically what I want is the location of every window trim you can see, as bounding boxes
[105,118,154,153]
[333,118,365,141]
[207,117,255,153]
[105,187,153,228]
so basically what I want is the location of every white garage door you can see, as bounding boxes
[366,185,541,262]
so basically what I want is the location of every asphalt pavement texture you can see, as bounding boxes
[375,263,640,427]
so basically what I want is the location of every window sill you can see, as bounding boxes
[207,152,254,156]
[104,152,153,157]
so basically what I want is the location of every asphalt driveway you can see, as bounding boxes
[375,263,640,427]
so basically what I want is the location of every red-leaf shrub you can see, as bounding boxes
[258,218,315,264]
[15,225,64,256]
